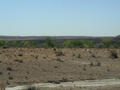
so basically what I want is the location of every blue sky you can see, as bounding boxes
[0,0,120,36]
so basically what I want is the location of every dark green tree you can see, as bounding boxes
[45,37,56,47]
[102,40,111,48]
[0,40,6,47]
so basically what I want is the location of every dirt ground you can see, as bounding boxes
[0,48,120,89]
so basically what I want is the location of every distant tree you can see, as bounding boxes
[87,41,94,48]
[23,41,30,47]
[72,40,81,47]
[63,40,89,48]
[63,40,73,47]
[113,41,120,48]
[16,41,24,47]
[1,38,120,48]
[73,40,88,48]
[0,40,6,47]
[102,40,111,48]
[81,41,89,48]
[45,37,56,47]
[10,41,18,47]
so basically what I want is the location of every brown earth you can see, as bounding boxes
[0,48,120,89]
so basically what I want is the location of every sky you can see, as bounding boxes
[0,0,120,36]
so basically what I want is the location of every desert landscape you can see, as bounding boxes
[0,47,120,90]
[1,0,120,89]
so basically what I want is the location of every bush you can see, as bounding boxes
[55,51,64,56]
[56,58,64,62]
[111,50,118,59]
[26,86,37,90]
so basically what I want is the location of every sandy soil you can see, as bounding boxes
[0,48,120,89]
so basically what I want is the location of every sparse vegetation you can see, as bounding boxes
[56,58,64,62]
[76,54,81,58]
[26,86,37,90]
[90,62,94,66]
[7,67,13,71]
[111,50,118,59]
[0,37,120,48]
[96,62,101,66]
[18,53,23,56]
[55,51,64,56]
[14,59,23,63]
[59,77,69,82]
[47,80,60,84]
[8,76,13,80]
[90,62,101,67]
[45,37,56,47]
[0,72,2,75]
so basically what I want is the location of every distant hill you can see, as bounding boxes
[112,35,120,41]
[0,35,117,42]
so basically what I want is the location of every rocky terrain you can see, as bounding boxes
[0,48,120,89]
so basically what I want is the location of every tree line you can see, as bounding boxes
[0,37,120,48]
